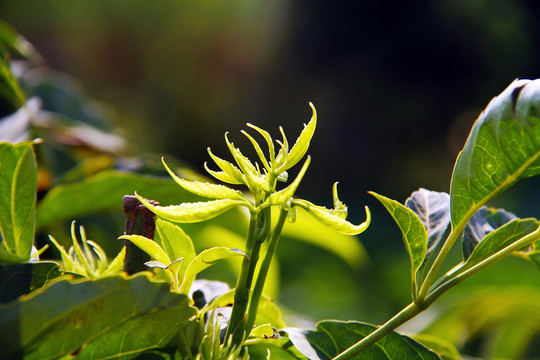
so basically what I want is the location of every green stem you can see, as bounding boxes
[225,214,258,345]
[244,208,288,338]
[334,303,422,360]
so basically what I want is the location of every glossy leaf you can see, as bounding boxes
[0,261,62,303]
[405,188,450,258]
[285,320,440,360]
[463,218,539,270]
[293,199,371,235]
[0,140,38,263]
[461,206,517,259]
[450,79,540,228]
[278,102,317,173]
[0,274,197,360]
[118,234,171,266]
[370,192,427,283]
[179,247,246,294]
[36,170,202,230]
[162,158,246,200]
[136,192,252,223]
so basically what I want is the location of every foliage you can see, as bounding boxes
[1,21,540,360]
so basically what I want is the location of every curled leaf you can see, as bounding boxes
[162,158,246,201]
[264,157,311,207]
[332,183,348,219]
[293,199,371,235]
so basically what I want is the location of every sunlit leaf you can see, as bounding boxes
[179,247,246,294]
[293,199,371,236]
[163,158,246,200]
[0,140,38,263]
[284,320,440,360]
[136,192,252,223]
[370,192,427,290]
[405,188,450,258]
[242,129,271,172]
[247,123,275,166]
[155,218,196,279]
[450,79,540,228]
[461,206,517,259]
[206,148,245,185]
[278,102,317,173]
[265,157,310,206]
[118,234,171,266]
[412,334,461,360]
[225,133,270,192]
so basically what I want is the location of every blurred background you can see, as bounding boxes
[2,0,540,357]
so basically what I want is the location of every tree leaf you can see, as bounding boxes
[0,141,38,263]
[179,247,246,294]
[461,206,517,259]
[206,148,245,185]
[0,274,197,360]
[36,170,202,230]
[162,158,246,201]
[265,157,310,206]
[370,192,427,286]
[450,79,540,228]
[118,234,171,266]
[405,188,450,259]
[0,261,62,303]
[462,218,539,270]
[135,193,252,223]
[293,199,371,236]
[155,218,196,280]
[278,103,317,173]
[285,320,440,360]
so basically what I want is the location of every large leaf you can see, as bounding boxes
[0,262,62,303]
[0,274,197,360]
[284,321,440,360]
[370,192,427,287]
[405,189,450,258]
[0,141,38,263]
[461,206,517,259]
[36,170,202,230]
[450,79,540,228]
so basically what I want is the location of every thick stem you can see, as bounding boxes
[244,208,288,338]
[334,303,422,360]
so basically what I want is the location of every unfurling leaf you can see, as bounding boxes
[332,183,348,219]
[264,157,311,206]
[462,207,516,259]
[278,102,317,173]
[179,247,247,294]
[405,188,450,258]
[206,148,245,185]
[293,199,370,235]
[370,192,427,290]
[162,158,246,201]
[450,79,540,228]
[135,192,252,223]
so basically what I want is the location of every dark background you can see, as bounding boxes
[3,0,540,325]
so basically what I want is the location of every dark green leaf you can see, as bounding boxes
[285,320,440,360]
[0,274,197,360]
[450,79,540,228]
[405,189,450,259]
[461,207,517,259]
[0,261,62,303]
[0,141,38,263]
[370,192,427,287]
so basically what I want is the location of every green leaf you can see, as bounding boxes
[206,148,245,185]
[179,247,246,294]
[162,158,246,201]
[462,218,539,270]
[0,261,62,303]
[405,189,450,258]
[118,234,171,266]
[246,123,276,167]
[370,192,427,286]
[285,320,440,360]
[461,206,517,259]
[36,170,202,230]
[412,334,461,360]
[293,199,371,235]
[136,193,252,223]
[0,274,197,360]
[0,141,38,263]
[278,102,317,173]
[450,79,540,228]
[155,218,196,279]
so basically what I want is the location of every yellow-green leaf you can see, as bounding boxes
[118,235,170,266]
